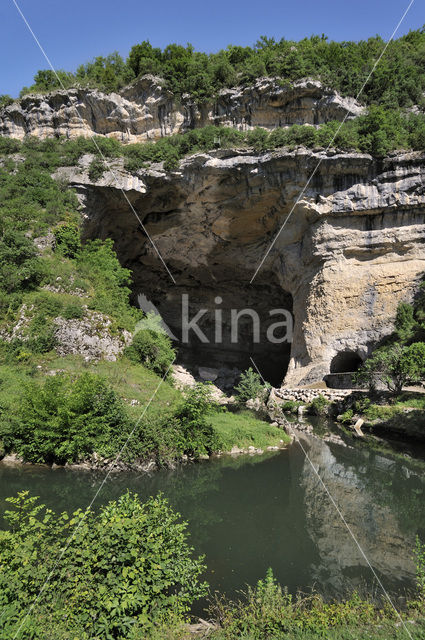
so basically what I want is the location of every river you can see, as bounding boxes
[1,431,424,608]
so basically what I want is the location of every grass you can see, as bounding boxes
[0,355,291,462]
[209,409,290,451]
[0,354,181,430]
[209,621,425,639]
[30,353,181,421]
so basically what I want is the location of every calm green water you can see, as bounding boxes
[1,433,425,606]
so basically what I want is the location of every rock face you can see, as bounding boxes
[1,303,131,362]
[0,77,364,143]
[57,147,425,386]
[53,311,131,361]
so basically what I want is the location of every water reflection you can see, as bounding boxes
[0,434,424,600]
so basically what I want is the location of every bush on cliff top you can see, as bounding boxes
[16,28,425,110]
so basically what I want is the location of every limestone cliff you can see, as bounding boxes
[0,77,364,143]
[56,147,425,386]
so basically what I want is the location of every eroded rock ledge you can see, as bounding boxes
[0,77,364,143]
[56,146,425,386]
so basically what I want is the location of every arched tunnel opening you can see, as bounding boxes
[330,350,363,374]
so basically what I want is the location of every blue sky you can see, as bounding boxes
[1,0,423,97]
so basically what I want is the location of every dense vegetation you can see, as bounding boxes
[1,492,425,639]
[0,491,207,639]
[9,28,425,110]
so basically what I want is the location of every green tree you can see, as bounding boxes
[0,228,44,294]
[234,367,270,405]
[53,220,81,258]
[354,342,425,394]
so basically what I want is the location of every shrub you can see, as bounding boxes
[162,148,180,171]
[173,383,222,456]
[309,394,330,416]
[0,94,13,108]
[77,238,140,329]
[209,568,379,638]
[62,302,84,319]
[0,229,44,294]
[1,373,130,464]
[125,327,176,377]
[281,400,303,413]
[338,408,354,424]
[414,536,425,601]
[53,221,81,258]
[355,342,425,394]
[234,367,269,405]
[0,491,207,639]
[88,156,106,181]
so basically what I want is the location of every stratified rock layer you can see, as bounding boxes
[57,147,425,386]
[0,77,364,143]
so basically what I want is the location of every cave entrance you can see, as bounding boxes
[148,282,294,388]
[330,351,363,374]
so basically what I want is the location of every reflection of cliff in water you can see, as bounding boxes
[1,434,424,601]
[295,433,425,597]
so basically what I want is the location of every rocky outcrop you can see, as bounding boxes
[53,311,131,361]
[0,77,364,143]
[56,147,425,387]
[1,303,131,362]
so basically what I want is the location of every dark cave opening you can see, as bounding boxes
[143,283,294,388]
[80,187,294,387]
[330,350,363,374]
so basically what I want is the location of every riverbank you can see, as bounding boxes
[0,408,291,472]
[336,390,425,442]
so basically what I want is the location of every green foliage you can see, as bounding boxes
[355,342,425,394]
[0,491,207,639]
[356,106,410,156]
[0,228,44,295]
[234,367,270,405]
[125,324,176,377]
[281,399,304,413]
[209,569,383,639]
[395,301,417,342]
[173,383,222,456]
[19,69,75,96]
[0,95,13,108]
[62,302,84,319]
[20,28,425,111]
[415,536,425,601]
[75,52,133,93]
[0,372,130,464]
[76,238,140,329]
[53,220,81,257]
[88,156,106,181]
[309,394,330,416]
[338,408,354,424]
